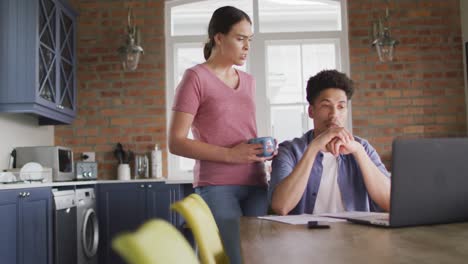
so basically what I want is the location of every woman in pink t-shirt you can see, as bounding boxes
[169,6,274,264]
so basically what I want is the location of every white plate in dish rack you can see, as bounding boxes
[20,162,44,180]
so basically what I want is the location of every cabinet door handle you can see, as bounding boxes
[18,192,24,197]
[26,192,30,197]
[148,184,152,188]
[56,105,64,109]
[140,184,145,188]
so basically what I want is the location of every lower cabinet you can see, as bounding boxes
[0,187,52,264]
[97,182,186,264]
[147,182,184,227]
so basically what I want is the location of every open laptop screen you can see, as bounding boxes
[389,137,468,227]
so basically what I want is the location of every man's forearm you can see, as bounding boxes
[271,144,321,215]
[353,146,391,211]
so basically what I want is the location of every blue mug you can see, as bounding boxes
[248,137,276,157]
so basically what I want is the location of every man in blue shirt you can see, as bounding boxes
[269,70,391,215]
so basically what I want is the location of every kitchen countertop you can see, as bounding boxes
[97,178,193,184]
[0,177,193,190]
[164,178,194,184]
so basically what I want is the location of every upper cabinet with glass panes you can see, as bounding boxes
[0,0,77,125]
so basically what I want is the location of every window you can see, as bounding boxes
[266,40,340,141]
[165,0,349,178]
[170,0,254,36]
[258,0,342,33]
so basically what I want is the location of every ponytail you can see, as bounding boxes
[203,39,214,61]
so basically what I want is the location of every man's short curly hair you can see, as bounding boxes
[306,69,354,105]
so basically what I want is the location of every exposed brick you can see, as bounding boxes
[56,0,467,178]
[86,137,108,145]
[111,118,132,126]
[76,128,99,137]
[349,0,466,169]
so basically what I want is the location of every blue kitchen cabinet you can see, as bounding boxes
[0,0,77,125]
[0,187,53,264]
[97,183,147,264]
[0,189,18,264]
[97,182,186,264]
[147,183,184,228]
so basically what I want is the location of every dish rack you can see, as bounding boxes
[4,167,52,183]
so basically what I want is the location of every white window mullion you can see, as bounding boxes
[259,31,343,41]
[170,35,209,43]
[299,43,306,134]
[251,38,269,137]
[251,0,269,137]
[165,2,178,178]
[340,0,352,132]
[252,0,260,34]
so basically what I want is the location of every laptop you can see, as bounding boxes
[344,137,468,227]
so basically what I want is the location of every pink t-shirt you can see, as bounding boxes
[172,64,267,188]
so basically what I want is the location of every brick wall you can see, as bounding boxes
[55,0,467,178]
[55,0,166,179]
[349,0,467,168]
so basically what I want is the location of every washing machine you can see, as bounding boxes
[76,188,99,264]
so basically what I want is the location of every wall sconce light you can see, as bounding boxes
[117,8,144,71]
[372,7,399,62]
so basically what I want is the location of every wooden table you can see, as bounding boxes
[240,217,468,264]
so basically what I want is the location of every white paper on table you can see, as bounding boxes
[257,214,345,225]
[319,211,388,220]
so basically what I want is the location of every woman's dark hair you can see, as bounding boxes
[203,6,252,60]
[306,69,354,105]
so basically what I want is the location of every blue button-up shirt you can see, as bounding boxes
[269,130,390,214]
